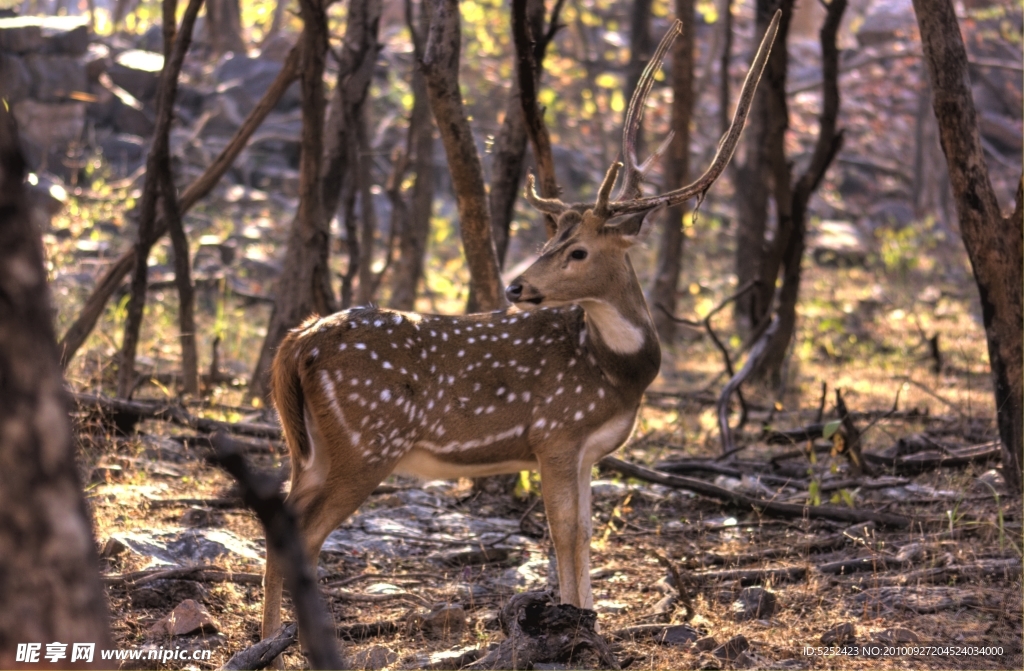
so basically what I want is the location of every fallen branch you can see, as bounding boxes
[654,457,808,489]
[865,558,1021,586]
[718,316,781,457]
[690,565,808,586]
[74,392,282,439]
[221,623,298,671]
[863,441,1002,474]
[104,565,262,586]
[599,456,911,528]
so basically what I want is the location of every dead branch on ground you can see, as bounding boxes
[221,623,298,671]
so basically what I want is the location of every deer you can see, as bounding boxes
[262,12,780,649]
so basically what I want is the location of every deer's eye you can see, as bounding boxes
[569,249,588,261]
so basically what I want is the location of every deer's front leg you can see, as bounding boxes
[539,452,595,609]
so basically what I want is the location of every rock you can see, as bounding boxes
[101,536,129,558]
[694,636,718,652]
[108,50,163,102]
[731,586,778,621]
[895,542,923,564]
[409,604,466,640]
[821,622,856,645]
[351,645,398,670]
[811,220,869,268]
[24,54,88,102]
[11,100,85,157]
[873,627,920,644]
[43,22,88,56]
[109,528,264,566]
[83,43,110,83]
[213,53,301,113]
[595,600,628,614]
[137,24,165,53]
[856,0,915,47]
[713,634,749,662]
[0,53,31,103]
[435,547,509,567]
[0,17,44,52]
[111,97,156,136]
[259,34,295,62]
[404,646,482,670]
[99,133,148,174]
[149,599,219,637]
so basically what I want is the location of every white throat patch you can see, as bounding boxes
[580,300,646,354]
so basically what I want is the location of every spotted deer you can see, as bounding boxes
[262,14,780,644]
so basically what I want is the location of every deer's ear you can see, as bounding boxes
[605,207,659,241]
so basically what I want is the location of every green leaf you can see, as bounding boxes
[822,420,842,440]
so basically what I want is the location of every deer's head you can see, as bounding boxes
[506,13,780,313]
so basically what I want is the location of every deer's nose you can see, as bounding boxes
[505,283,523,302]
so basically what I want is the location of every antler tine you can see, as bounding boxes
[616,20,683,201]
[593,161,622,215]
[524,173,569,215]
[608,10,782,215]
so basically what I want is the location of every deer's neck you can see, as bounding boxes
[578,261,660,398]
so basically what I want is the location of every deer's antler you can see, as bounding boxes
[607,10,781,215]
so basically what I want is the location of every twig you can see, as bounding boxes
[716,316,781,458]
[104,565,262,586]
[221,623,298,671]
[652,552,693,621]
[208,433,343,670]
[600,456,911,528]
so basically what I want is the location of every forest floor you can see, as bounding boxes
[49,184,1024,670]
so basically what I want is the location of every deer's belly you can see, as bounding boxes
[394,449,538,480]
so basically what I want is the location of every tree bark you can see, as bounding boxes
[421,0,505,313]
[117,0,205,398]
[513,0,561,242]
[57,47,300,369]
[719,0,733,136]
[756,0,846,381]
[732,0,792,337]
[912,0,1024,494]
[320,0,382,227]
[161,173,200,395]
[651,0,694,344]
[206,0,247,55]
[249,0,336,402]
[625,0,653,109]
[390,0,436,311]
[0,107,111,669]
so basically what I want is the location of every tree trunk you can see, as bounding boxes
[117,0,205,398]
[487,76,530,268]
[513,0,561,242]
[650,0,694,344]
[249,0,335,402]
[0,107,111,669]
[719,0,733,136]
[912,0,1024,494]
[206,0,246,55]
[320,0,382,227]
[355,110,379,306]
[755,0,846,382]
[390,1,435,311]
[421,0,505,313]
[625,0,653,108]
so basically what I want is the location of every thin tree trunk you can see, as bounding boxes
[117,0,205,398]
[732,0,792,336]
[390,1,435,310]
[651,0,694,344]
[320,0,382,227]
[912,0,1024,494]
[719,0,733,136]
[488,76,529,268]
[0,107,111,669]
[206,0,246,55]
[513,0,562,241]
[756,0,846,383]
[421,0,505,313]
[158,0,199,395]
[625,0,653,109]
[162,176,200,394]
[266,0,290,43]
[355,111,379,306]
[249,0,335,402]
[57,47,300,369]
